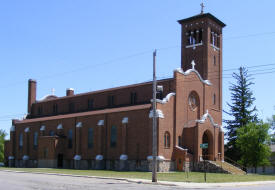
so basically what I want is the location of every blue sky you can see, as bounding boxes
[0,0,274,138]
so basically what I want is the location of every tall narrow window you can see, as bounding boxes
[43,147,48,159]
[68,129,73,149]
[130,92,137,105]
[178,136,182,147]
[213,55,216,65]
[19,133,23,149]
[108,95,115,107]
[211,31,215,46]
[88,128,93,148]
[164,131,170,148]
[88,98,94,110]
[38,106,43,116]
[156,91,163,100]
[199,29,203,43]
[186,31,191,44]
[110,126,117,147]
[53,103,58,115]
[69,102,75,113]
[33,132,38,149]
[213,93,216,105]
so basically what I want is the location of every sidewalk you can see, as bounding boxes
[2,169,275,189]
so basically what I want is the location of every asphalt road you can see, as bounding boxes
[0,170,275,190]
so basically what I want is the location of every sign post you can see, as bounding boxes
[200,143,208,182]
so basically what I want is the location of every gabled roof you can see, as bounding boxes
[178,13,226,27]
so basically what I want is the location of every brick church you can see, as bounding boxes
[5,12,226,172]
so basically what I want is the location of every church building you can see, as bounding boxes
[5,11,226,172]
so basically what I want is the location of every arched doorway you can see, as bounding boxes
[202,130,213,160]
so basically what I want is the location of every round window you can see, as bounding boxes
[188,92,199,111]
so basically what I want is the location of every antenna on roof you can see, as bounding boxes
[200,1,205,14]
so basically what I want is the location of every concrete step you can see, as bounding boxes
[213,161,246,175]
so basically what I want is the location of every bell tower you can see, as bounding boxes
[178,12,226,112]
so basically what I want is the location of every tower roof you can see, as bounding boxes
[178,13,226,27]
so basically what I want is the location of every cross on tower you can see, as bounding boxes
[200,2,205,14]
[51,88,55,95]
[191,60,196,69]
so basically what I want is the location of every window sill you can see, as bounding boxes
[210,44,220,51]
[186,42,203,49]
[211,108,221,112]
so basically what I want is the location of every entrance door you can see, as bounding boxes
[57,154,63,168]
[177,157,184,171]
[202,132,209,160]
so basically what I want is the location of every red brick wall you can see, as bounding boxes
[30,79,174,118]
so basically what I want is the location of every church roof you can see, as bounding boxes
[178,13,226,27]
[34,78,173,104]
[14,104,151,124]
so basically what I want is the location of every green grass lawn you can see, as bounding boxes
[1,167,275,183]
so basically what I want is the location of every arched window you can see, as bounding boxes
[164,131,170,148]
[110,126,117,148]
[68,129,73,149]
[88,128,93,148]
[19,133,23,149]
[33,132,38,149]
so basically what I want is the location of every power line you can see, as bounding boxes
[0,70,274,120]
[0,114,25,119]
[224,31,275,40]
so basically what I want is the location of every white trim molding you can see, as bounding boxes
[196,110,220,128]
[10,125,15,132]
[76,122,82,128]
[57,124,63,130]
[185,42,203,49]
[175,60,212,86]
[122,117,128,124]
[97,120,104,126]
[95,155,103,160]
[119,154,128,160]
[40,125,46,131]
[149,109,164,119]
[38,94,58,101]
[74,155,82,161]
[22,155,29,161]
[210,44,220,51]
[175,146,188,151]
[151,92,176,104]
[147,155,165,161]
[24,127,30,133]
[8,156,14,160]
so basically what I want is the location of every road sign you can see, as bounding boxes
[200,143,208,149]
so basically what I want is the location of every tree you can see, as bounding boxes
[0,129,7,162]
[267,108,275,130]
[268,108,275,144]
[224,67,258,161]
[236,122,271,172]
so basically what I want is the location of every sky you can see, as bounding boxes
[0,0,274,139]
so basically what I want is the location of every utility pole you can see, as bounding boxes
[152,50,157,182]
